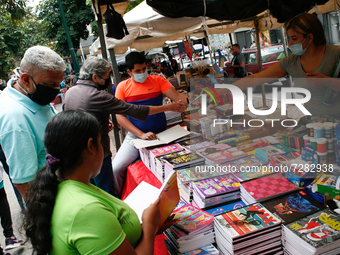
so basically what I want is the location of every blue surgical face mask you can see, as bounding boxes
[290,36,310,56]
[133,69,148,83]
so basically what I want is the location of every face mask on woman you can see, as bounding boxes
[133,69,148,83]
[290,36,310,56]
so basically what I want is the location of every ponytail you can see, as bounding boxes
[24,165,59,255]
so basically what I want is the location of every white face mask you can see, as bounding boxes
[133,69,148,83]
[290,36,310,56]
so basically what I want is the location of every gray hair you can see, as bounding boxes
[79,57,112,80]
[20,46,66,74]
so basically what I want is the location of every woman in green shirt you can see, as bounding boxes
[24,110,161,255]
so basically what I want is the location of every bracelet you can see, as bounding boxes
[186,97,189,104]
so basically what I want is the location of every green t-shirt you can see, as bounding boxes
[50,180,142,255]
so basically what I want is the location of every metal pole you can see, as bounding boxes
[94,2,108,60]
[57,0,80,75]
[204,31,214,66]
[281,26,294,99]
[254,18,266,107]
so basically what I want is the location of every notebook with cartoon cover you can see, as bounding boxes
[261,189,326,224]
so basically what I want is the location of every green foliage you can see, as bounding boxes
[0,0,26,20]
[125,0,143,13]
[38,0,95,57]
[0,9,25,79]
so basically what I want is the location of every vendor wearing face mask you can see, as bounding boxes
[112,51,189,198]
[64,56,187,197]
[231,13,340,119]
[0,46,65,200]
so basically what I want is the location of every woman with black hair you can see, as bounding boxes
[24,110,161,255]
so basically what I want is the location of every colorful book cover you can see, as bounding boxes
[179,244,219,255]
[214,203,281,239]
[204,148,247,163]
[188,141,216,152]
[232,166,273,182]
[177,169,191,183]
[156,171,180,233]
[268,152,301,166]
[218,135,250,145]
[172,204,214,233]
[196,143,231,156]
[150,143,184,157]
[220,155,267,171]
[241,173,297,201]
[181,167,224,182]
[205,200,246,216]
[193,175,240,198]
[285,209,340,248]
[165,152,204,167]
[313,174,338,188]
[255,144,296,162]
[261,190,325,224]
[235,140,270,153]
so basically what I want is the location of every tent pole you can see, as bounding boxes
[204,31,214,67]
[254,18,266,107]
[281,27,294,99]
[94,1,108,60]
[108,48,124,149]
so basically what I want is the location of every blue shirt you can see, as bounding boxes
[0,80,57,183]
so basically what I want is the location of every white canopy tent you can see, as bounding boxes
[90,1,290,56]
[90,1,204,55]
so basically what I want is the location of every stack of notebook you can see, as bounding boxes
[283,209,340,255]
[192,174,240,208]
[214,203,282,254]
[164,204,215,254]
[240,173,297,205]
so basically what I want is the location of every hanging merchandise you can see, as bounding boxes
[103,4,129,39]
[183,40,192,60]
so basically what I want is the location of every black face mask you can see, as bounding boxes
[29,83,60,105]
[97,78,111,90]
[18,76,60,105]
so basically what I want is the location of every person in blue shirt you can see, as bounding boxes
[0,46,65,200]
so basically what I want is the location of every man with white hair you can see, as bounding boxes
[0,46,65,200]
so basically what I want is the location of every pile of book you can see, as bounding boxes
[165,111,183,126]
[154,149,188,182]
[283,209,340,255]
[240,173,297,205]
[164,204,215,254]
[203,147,248,165]
[255,144,296,163]
[192,174,240,208]
[214,203,282,254]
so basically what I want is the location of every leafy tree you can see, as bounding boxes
[0,0,26,20]
[125,0,143,13]
[0,8,25,80]
[38,0,95,57]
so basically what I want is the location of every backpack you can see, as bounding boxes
[103,4,129,40]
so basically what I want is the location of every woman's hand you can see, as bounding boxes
[306,72,329,88]
[156,214,177,235]
[141,198,161,233]
[139,132,157,140]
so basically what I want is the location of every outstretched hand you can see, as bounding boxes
[168,100,187,113]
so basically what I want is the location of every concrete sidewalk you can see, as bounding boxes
[0,173,32,255]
